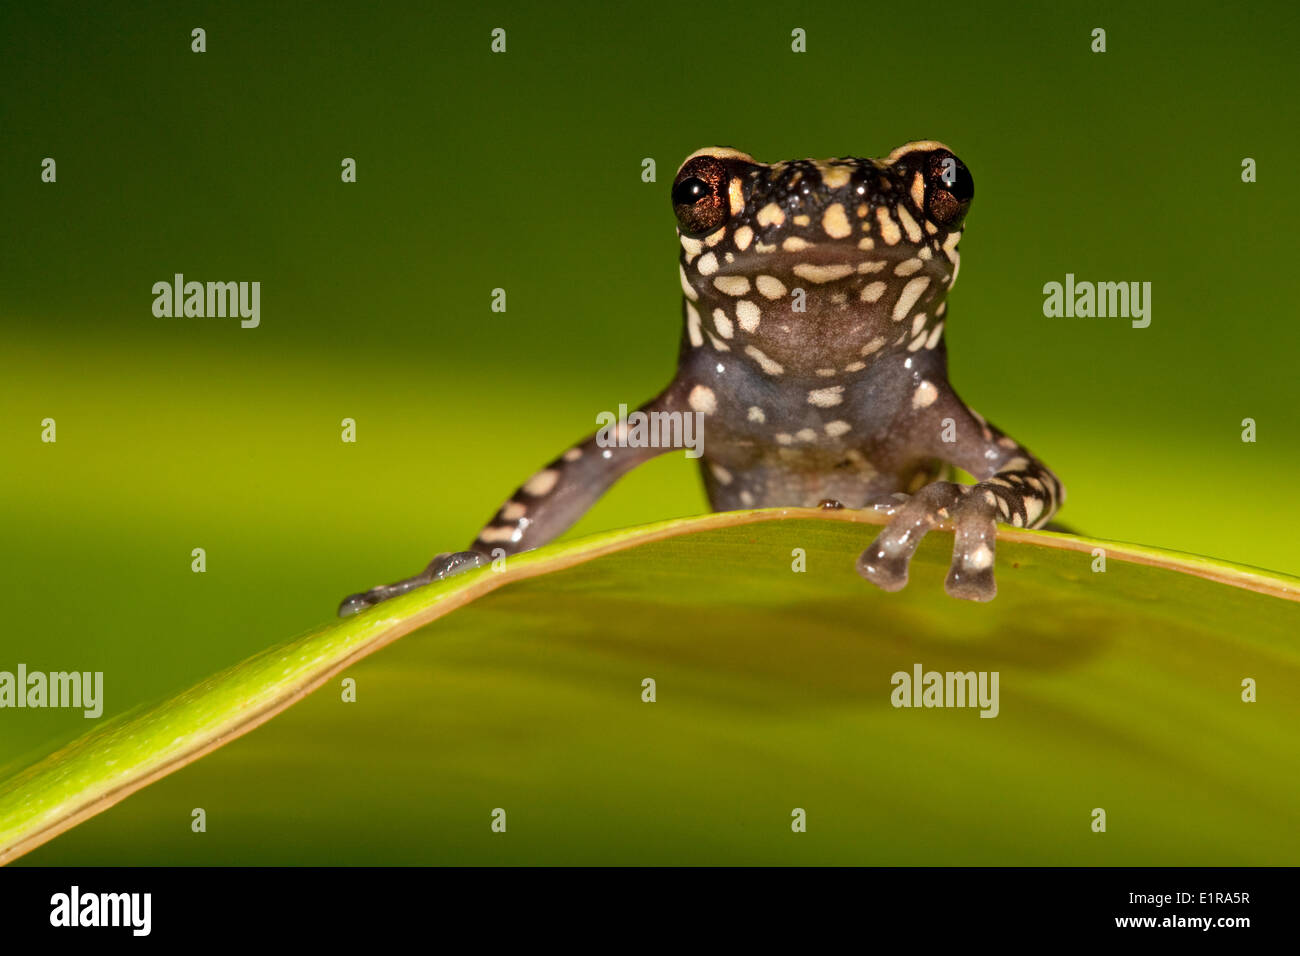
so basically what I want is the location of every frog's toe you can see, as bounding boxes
[336,576,423,617]
[944,542,998,602]
[338,590,378,617]
[857,483,965,593]
[336,550,489,617]
[943,490,1000,602]
[425,550,491,579]
[945,563,996,602]
[856,540,911,591]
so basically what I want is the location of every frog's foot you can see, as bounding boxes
[856,482,1001,602]
[337,550,489,617]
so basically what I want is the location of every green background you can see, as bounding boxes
[1,0,1297,863]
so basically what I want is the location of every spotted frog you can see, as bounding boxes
[340,141,1065,615]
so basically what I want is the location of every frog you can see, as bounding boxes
[338,141,1065,616]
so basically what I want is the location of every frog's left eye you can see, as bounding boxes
[921,151,974,228]
[672,157,729,236]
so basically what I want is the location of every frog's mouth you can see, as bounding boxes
[721,222,944,286]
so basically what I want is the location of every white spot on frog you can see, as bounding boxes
[821,203,852,239]
[713,275,750,296]
[745,344,784,375]
[712,308,734,339]
[679,264,698,302]
[875,208,901,245]
[896,205,922,242]
[689,384,718,414]
[860,281,887,303]
[524,469,559,496]
[912,380,938,409]
[892,276,931,321]
[793,263,854,283]
[685,302,703,346]
[734,300,761,332]
[807,385,845,408]
[755,275,786,299]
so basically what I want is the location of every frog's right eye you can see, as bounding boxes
[672,157,728,236]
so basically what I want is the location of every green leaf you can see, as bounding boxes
[2,509,1298,865]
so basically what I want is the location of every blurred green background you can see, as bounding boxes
[1,0,1297,862]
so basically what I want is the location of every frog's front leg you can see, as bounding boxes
[338,386,687,616]
[858,392,1065,602]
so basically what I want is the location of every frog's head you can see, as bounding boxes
[673,143,973,373]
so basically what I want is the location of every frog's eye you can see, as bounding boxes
[672,177,711,205]
[922,151,974,228]
[672,157,729,236]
